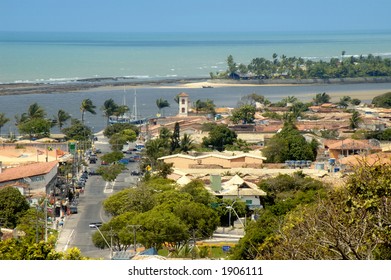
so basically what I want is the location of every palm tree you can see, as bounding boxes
[101,98,118,125]
[27,102,46,119]
[349,110,362,129]
[313,92,331,105]
[156,98,170,116]
[54,109,71,130]
[283,96,298,106]
[180,133,194,153]
[80,98,96,123]
[0,113,10,137]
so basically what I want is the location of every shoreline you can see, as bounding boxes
[0,76,391,98]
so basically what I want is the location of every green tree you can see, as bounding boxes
[80,98,96,123]
[142,138,169,170]
[180,179,214,206]
[262,122,316,163]
[202,124,237,152]
[170,122,180,153]
[173,201,219,239]
[26,102,46,119]
[97,163,126,182]
[349,110,362,129]
[0,187,30,228]
[101,98,119,125]
[132,209,189,250]
[108,129,137,151]
[18,118,52,139]
[100,151,124,164]
[0,113,10,137]
[179,133,194,153]
[313,92,331,105]
[62,119,92,141]
[230,104,256,124]
[92,212,135,251]
[103,123,139,138]
[372,92,391,108]
[156,98,170,116]
[193,99,216,115]
[53,109,71,130]
[350,98,361,105]
[103,185,157,216]
[227,54,237,75]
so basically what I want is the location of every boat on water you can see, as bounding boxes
[109,89,148,125]
[108,115,147,125]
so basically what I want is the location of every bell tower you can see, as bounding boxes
[178,92,189,116]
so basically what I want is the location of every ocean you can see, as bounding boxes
[1,30,391,135]
[1,30,391,84]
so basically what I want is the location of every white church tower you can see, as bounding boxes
[178,92,189,116]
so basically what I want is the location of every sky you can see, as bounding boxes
[1,0,391,33]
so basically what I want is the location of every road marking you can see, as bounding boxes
[63,229,75,252]
[104,181,113,193]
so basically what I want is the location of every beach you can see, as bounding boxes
[1,78,391,102]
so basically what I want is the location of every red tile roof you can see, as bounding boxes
[326,139,381,151]
[0,161,58,183]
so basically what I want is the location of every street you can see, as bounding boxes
[55,132,141,259]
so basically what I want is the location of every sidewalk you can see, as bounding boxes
[55,213,78,252]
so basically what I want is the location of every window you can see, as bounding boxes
[182,108,185,113]
[181,98,185,104]
[245,200,253,205]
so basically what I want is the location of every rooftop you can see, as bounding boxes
[0,161,58,183]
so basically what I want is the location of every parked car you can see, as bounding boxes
[69,205,78,214]
[89,157,97,164]
[118,158,129,165]
[95,148,102,154]
[131,170,142,176]
[89,222,102,228]
[81,172,88,179]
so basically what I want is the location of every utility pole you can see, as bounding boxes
[127,225,141,254]
[93,225,113,259]
[44,198,48,242]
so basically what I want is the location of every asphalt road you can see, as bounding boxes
[55,133,141,259]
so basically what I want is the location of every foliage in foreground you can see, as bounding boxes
[231,163,391,260]
[0,239,90,260]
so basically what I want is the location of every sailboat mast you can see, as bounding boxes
[133,89,138,121]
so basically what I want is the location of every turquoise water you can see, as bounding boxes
[1,30,391,135]
[1,30,391,83]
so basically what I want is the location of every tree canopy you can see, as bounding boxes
[372,92,391,108]
[262,121,318,163]
[202,124,237,152]
[97,178,221,251]
[0,187,30,228]
[221,54,391,80]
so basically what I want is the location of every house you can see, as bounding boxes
[339,152,391,170]
[325,139,382,159]
[158,153,266,169]
[210,175,267,209]
[0,161,58,196]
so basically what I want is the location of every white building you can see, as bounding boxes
[178,92,189,116]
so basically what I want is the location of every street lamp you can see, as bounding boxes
[226,200,236,229]
[226,206,245,230]
[92,225,113,259]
